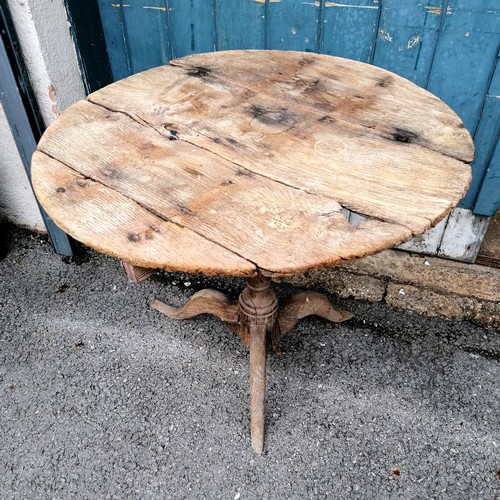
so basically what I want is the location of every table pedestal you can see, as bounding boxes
[151,275,352,453]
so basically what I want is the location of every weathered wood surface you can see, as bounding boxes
[122,261,155,283]
[277,291,353,337]
[31,151,254,275]
[98,2,500,223]
[150,290,239,323]
[32,51,473,277]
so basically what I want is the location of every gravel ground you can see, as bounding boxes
[0,226,499,499]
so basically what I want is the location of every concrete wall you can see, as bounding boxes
[0,0,85,230]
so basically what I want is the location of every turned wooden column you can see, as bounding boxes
[238,275,278,453]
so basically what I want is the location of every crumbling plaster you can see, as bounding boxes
[7,0,85,124]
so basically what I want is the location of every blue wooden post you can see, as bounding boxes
[215,0,265,51]
[96,0,133,80]
[426,0,499,134]
[170,0,216,58]
[371,0,442,85]
[266,0,321,52]
[461,58,500,213]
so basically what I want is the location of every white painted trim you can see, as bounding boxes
[398,208,490,262]
[0,0,86,230]
[343,207,490,263]
[6,0,85,125]
[438,208,490,262]
[397,215,449,255]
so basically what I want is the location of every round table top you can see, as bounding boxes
[32,50,473,277]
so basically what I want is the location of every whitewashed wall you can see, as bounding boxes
[0,0,85,230]
[0,102,44,229]
[6,0,85,125]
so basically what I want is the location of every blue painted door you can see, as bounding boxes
[97,0,500,216]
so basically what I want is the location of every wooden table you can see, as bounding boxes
[31,50,473,453]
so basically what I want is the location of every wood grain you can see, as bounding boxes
[31,151,255,275]
[122,262,155,283]
[34,100,413,275]
[169,51,474,162]
[151,289,239,323]
[32,50,473,277]
[277,291,353,336]
[87,54,472,233]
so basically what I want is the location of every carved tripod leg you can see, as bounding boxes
[277,291,353,339]
[151,289,239,324]
[238,275,278,454]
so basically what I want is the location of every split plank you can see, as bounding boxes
[33,51,473,277]
[31,151,255,276]
[170,50,474,162]
[36,101,413,275]
[87,61,471,234]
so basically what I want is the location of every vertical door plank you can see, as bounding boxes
[474,136,500,216]
[119,0,172,73]
[267,0,321,52]
[169,0,217,58]
[96,1,133,80]
[215,0,266,50]
[426,0,500,133]
[464,57,500,213]
[320,0,381,62]
[460,104,500,210]
[371,0,442,86]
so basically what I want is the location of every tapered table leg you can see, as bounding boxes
[248,322,267,453]
[238,275,278,454]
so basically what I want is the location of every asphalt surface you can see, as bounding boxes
[0,226,499,499]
